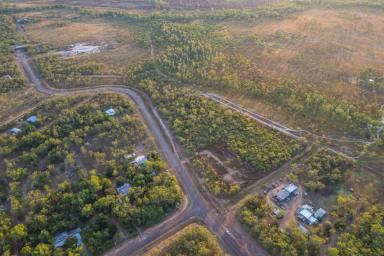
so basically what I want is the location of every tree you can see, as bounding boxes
[10,224,27,242]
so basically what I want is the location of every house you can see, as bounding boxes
[274,183,298,202]
[54,228,82,248]
[131,155,147,165]
[105,108,116,116]
[297,204,318,225]
[314,208,326,221]
[10,128,22,134]
[297,204,323,225]
[26,115,38,124]
[116,183,131,196]
[275,189,290,202]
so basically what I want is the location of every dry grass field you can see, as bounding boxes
[16,10,149,74]
[224,7,384,105]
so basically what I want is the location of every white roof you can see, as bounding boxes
[10,128,21,134]
[308,216,318,225]
[284,183,298,193]
[131,155,147,165]
[105,108,116,116]
[299,209,313,219]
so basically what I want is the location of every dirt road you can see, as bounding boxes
[14,48,269,256]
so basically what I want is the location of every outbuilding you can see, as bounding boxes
[105,108,116,116]
[26,115,38,124]
[10,128,22,134]
[131,155,148,165]
[54,228,82,248]
[116,183,131,196]
[314,208,326,221]
[274,183,298,202]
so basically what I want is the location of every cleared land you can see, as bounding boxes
[16,10,149,75]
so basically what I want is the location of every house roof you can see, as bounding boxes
[26,115,37,123]
[276,189,290,201]
[105,108,116,116]
[308,216,318,225]
[284,183,298,194]
[54,228,82,248]
[117,183,131,196]
[299,208,313,220]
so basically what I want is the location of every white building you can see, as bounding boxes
[131,155,148,165]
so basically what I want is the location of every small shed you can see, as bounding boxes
[131,155,147,165]
[10,128,22,134]
[116,183,131,196]
[314,208,326,221]
[26,115,38,124]
[105,108,116,116]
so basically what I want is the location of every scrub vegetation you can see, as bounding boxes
[146,224,226,256]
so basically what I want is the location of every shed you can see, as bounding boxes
[131,155,147,165]
[117,183,131,196]
[26,115,38,123]
[10,128,22,134]
[105,108,116,116]
[285,183,298,194]
[276,189,290,202]
[314,208,326,221]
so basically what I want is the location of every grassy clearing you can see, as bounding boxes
[18,10,149,75]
